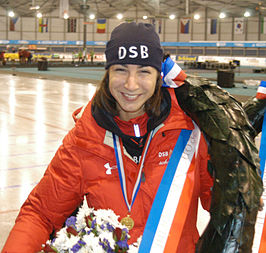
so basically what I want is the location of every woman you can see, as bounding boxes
[2,22,213,252]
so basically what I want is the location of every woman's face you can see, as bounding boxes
[109,64,158,121]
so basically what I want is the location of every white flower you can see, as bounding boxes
[76,247,89,253]
[76,198,94,231]
[82,233,105,252]
[94,209,121,228]
[49,227,69,250]
[52,228,80,250]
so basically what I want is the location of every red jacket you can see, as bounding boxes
[2,90,213,253]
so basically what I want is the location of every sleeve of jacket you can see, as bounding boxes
[2,130,84,253]
[198,135,213,211]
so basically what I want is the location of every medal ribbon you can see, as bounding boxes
[139,125,201,252]
[253,111,266,253]
[113,130,154,213]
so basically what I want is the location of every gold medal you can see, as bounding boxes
[121,215,134,230]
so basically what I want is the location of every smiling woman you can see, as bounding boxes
[2,21,261,253]
[2,22,214,253]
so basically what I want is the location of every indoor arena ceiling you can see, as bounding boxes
[0,0,265,19]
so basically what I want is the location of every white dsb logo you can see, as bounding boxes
[118,45,149,59]
[158,151,168,157]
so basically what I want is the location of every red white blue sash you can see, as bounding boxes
[161,57,187,88]
[139,124,201,252]
[260,111,266,181]
[256,80,266,100]
[253,112,266,253]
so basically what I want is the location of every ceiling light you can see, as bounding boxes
[89,14,95,19]
[36,12,42,18]
[244,11,250,17]
[30,5,40,10]
[194,14,200,20]
[169,14,175,20]
[219,12,226,19]
[143,15,148,20]
[63,12,69,19]
[117,13,123,20]
[8,11,15,17]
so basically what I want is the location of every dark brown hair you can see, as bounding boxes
[92,69,163,117]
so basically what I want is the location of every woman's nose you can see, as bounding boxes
[124,73,139,90]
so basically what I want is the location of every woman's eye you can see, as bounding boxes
[114,68,126,72]
[140,69,151,74]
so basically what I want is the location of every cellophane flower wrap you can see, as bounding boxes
[41,198,141,253]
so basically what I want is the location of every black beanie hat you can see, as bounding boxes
[105,22,163,72]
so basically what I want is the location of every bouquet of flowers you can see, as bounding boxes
[41,198,141,253]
